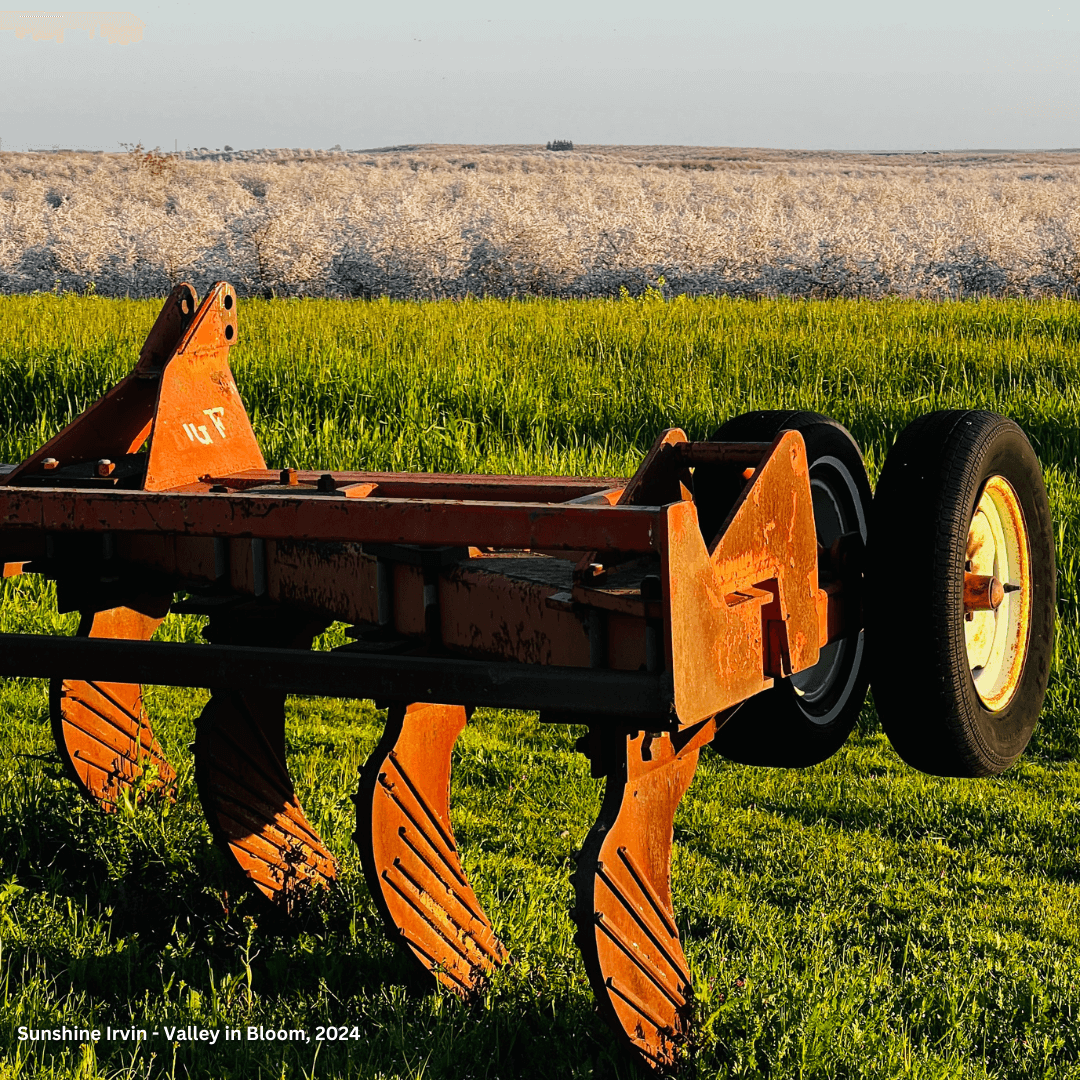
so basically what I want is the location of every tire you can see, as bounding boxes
[867,411,1055,777]
[702,410,872,767]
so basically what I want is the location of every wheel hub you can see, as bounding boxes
[964,475,1032,711]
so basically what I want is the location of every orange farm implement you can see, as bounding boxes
[0,283,1057,1069]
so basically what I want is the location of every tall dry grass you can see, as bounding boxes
[4,145,1080,299]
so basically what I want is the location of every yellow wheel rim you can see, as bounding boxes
[964,475,1031,711]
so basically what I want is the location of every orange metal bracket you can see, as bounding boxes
[2,284,197,485]
[663,429,824,727]
[143,282,265,490]
[3,281,264,493]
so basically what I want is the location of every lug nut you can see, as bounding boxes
[96,459,115,477]
[280,468,299,486]
[42,457,59,471]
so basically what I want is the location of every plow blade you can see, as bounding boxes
[196,692,336,908]
[354,702,507,993]
[50,606,175,809]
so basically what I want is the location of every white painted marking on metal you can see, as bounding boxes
[203,407,227,437]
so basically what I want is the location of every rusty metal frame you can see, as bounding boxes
[0,486,664,553]
[0,281,854,1071]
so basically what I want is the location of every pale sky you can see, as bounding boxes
[1,0,1078,152]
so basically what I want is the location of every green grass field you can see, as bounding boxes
[2,292,1080,1079]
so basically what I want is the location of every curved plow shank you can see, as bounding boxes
[194,612,336,909]
[573,728,707,1070]
[51,606,175,809]
[195,691,336,909]
[354,702,507,994]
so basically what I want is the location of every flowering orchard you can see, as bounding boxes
[3,145,1080,299]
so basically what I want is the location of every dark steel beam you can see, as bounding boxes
[0,633,674,719]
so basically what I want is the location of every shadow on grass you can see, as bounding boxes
[0,758,657,1080]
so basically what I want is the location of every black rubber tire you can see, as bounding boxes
[703,410,872,767]
[867,411,1055,777]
